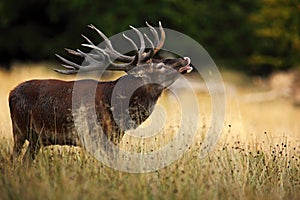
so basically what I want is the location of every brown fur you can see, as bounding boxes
[9,58,190,162]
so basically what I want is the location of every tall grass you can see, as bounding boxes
[0,135,299,200]
[0,64,299,199]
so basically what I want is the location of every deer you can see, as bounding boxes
[9,22,193,163]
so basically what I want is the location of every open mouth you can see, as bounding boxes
[179,57,193,73]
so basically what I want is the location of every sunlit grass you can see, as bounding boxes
[0,63,299,199]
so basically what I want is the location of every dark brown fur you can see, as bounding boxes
[9,58,190,162]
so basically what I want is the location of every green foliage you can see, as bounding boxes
[249,0,300,74]
[0,0,299,74]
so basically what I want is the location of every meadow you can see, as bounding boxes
[0,63,299,200]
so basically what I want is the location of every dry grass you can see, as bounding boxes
[0,63,299,200]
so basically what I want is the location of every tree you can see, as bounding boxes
[249,0,300,74]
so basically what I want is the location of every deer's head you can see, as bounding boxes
[54,22,193,87]
[127,57,192,89]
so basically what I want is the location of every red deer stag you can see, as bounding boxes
[9,22,193,162]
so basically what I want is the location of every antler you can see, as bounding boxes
[54,22,165,74]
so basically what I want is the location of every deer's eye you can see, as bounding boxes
[163,59,174,65]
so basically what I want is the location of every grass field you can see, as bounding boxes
[0,63,299,199]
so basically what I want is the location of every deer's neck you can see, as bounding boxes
[106,75,164,130]
[129,83,164,124]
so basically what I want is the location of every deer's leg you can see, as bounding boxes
[10,124,26,162]
[22,131,42,164]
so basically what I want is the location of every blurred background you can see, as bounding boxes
[0,0,299,76]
